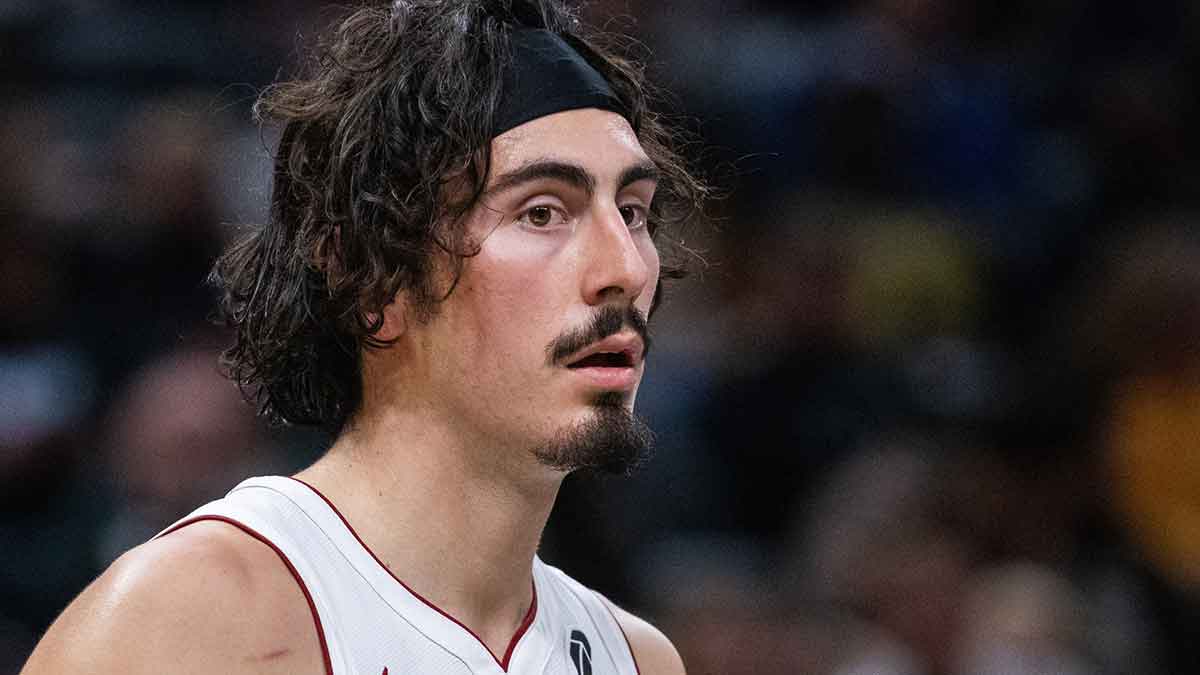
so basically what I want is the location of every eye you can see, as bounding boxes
[618,204,648,230]
[518,204,567,229]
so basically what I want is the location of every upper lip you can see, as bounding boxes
[562,332,644,367]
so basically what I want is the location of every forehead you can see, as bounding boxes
[490,108,649,177]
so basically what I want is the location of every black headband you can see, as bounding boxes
[493,28,627,137]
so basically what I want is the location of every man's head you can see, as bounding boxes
[212,0,705,471]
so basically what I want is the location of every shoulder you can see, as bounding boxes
[597,595,686,675]
[22,520,326,675]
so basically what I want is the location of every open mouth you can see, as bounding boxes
[566,351,635,369]
[561,335,643,390]
[557,333,644,390]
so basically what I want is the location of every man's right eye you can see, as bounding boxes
[518,204,567,229]
[525,206,553,227]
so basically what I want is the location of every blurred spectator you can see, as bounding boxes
[0,106,102,664]
[1086,220,1200,673]
[96,345,290,565]
[792,437,974,675]
[651,536,836,673]
[952,563,1096,675]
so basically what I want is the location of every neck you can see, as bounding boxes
[294,404,561,659]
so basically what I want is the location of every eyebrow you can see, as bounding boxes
[484,159,659,200]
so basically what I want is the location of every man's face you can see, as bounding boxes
[406,108,661,473]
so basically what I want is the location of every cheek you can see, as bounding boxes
[455,256,558,355]
[638,236,662,311]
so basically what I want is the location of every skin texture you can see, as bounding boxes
[21,521,326,675]
[22,108,683,674]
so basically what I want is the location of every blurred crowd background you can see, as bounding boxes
[2,0,1199,673]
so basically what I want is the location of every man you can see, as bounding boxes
[23,1,705,673]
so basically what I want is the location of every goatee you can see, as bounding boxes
[533,391,655,476]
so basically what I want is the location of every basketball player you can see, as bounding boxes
[22,1,705,673]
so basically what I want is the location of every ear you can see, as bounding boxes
[368,292,409,343]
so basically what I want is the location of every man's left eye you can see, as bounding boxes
[619,205,648,229]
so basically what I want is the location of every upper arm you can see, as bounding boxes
[21,521,325,675]
[600,596,686,675]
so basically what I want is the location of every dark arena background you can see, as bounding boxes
[3,1,1199,672]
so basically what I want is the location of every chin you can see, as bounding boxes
[531,397,655,476]
[590,389,634,409]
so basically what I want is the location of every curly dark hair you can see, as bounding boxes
[211,0,708,432]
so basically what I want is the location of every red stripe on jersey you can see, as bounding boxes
[159,515,334,675]
[288,477,537,672]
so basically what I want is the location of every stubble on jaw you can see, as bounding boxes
[532,391,655,476]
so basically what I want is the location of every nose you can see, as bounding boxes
[580,205,654,306]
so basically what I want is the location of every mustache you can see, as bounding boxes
[545,304,651,366]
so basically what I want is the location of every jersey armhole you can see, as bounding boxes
[159,515,335,675]
[594,591,642,675]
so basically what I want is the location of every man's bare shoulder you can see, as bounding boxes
[599,595,686,675]
[21,520,326,675]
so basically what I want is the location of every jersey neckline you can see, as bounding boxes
[278,475,541,672]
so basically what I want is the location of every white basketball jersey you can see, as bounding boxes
[157,476,640,675]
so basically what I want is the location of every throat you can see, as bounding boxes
[294,442,556,653]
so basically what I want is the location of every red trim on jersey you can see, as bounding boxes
[500,587,538,668]
[288,476,538,672]
[597,594,643,675]
[159,515,335,675]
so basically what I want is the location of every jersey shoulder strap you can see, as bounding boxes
[533,559,641,675]
[155,476,339,674]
